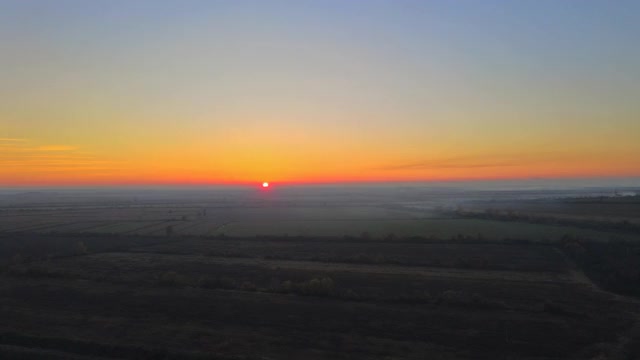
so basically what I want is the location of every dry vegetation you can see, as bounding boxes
[1,230,640,359]
[1,194,640,359]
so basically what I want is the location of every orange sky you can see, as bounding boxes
[1,1,640,186]
[2,135,639,186]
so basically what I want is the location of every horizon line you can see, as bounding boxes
[1,175,639,189]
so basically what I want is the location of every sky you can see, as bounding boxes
[1,0,639,186]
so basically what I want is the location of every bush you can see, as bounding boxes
[240,281,257,291]
[280,280,294,293]
[198,276,235,290]
[279,277,335,297]
[297,277,334,296]
[156,271,189,287]
[437,290,504,309]
[11,253,23,265]
[75,241,88,255]
[343,289,361,300]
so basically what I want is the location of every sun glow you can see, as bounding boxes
[262,182,269,188]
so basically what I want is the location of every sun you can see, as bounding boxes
[262,182,269,188]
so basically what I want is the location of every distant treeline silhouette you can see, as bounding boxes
[454,208,640,233]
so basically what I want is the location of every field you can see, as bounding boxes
[1,187,640,359]
[3,205,639,242]
[460,195,640,225]
[1,231,640,359]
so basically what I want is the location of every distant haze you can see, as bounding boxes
[1,178,638,207]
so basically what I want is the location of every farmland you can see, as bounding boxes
[2,204,639,241]
[2,232,640,359]
[1,186,640,359]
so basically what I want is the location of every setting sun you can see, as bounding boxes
[262,182,269,188]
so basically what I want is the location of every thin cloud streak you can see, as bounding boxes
[0,139,124,179]
[381,160,518,171]
[378,152,580,172]
[35,145,79,152]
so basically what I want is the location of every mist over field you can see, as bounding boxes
[2,179,639,240]
[3,177,638,206]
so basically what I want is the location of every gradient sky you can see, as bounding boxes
[1,0,639,185]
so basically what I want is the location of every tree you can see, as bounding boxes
[75,241,88,255]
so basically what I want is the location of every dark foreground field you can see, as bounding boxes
[1,232,640,359]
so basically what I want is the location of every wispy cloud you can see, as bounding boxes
[0,140,123,176]
[378,152,571,172]
[380,159,518,171]
[35,145,78,152]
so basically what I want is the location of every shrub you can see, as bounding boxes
[240,281,257,292]
[343,289,360,300]
[11,253,23,265]
[437,290,504,309]
[198,276,235,290]
[156,271,189,287]
[280,280,294,293]
[75,241,88,255]
[297,277,334,296]
[279,277,335,297]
